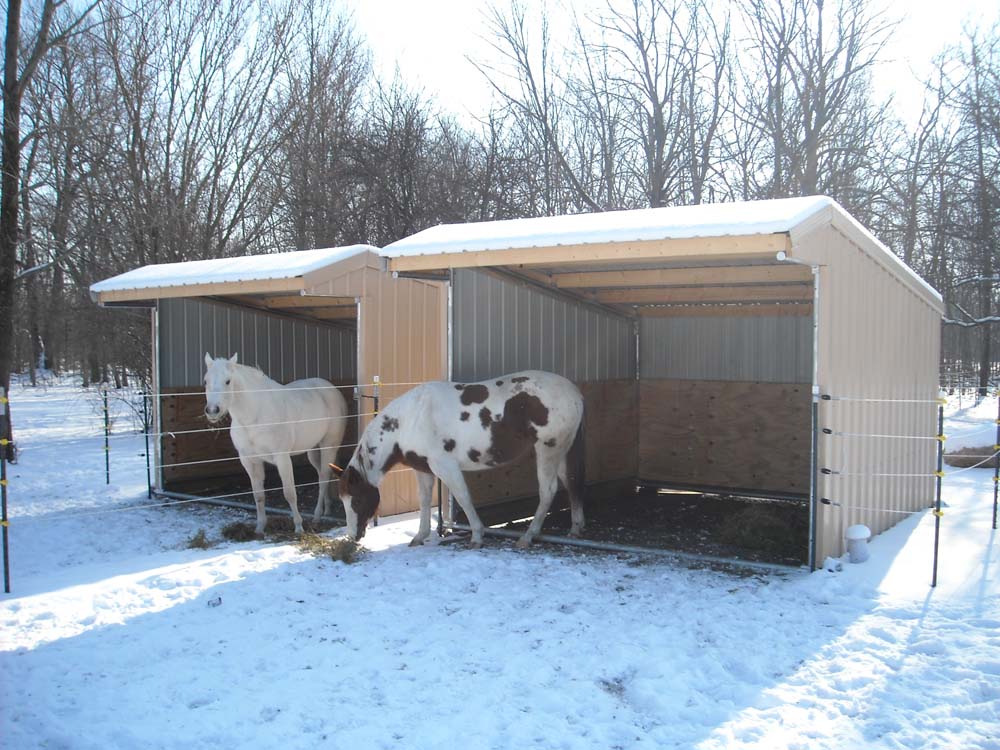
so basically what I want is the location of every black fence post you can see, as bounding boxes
[993,389,999,531]
[931,402,945,588]
[103,388,111,485]
[142,391,152,499]
[1,386,10,593]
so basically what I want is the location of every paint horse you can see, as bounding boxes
[337,370,585,548]
[203,353,348,535]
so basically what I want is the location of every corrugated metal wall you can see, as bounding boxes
[453,269,635,382]
[640,315,812,383]
[158,297,357,387]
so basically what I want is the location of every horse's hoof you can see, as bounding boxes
[408,537,426,547]
[515,536,532,549]
[469,539,483,550]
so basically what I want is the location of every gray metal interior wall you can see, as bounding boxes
[452,269,636,382]
[640,315,813,383]
[158,297,357,386]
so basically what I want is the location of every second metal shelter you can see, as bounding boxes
[382,196,945,564]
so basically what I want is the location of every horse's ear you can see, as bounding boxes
[204,352,213,368]
[229,353,238,364]
[329,462,344,477]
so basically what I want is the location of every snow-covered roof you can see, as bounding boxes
[382,196,834,257]
[90,245,376,298]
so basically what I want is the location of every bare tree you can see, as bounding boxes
[2,0,99,451]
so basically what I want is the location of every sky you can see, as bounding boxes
[342,0,1000,127]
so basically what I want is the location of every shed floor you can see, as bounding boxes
[498,487,810,567]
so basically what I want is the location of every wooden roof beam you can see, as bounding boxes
[552,264,812,289]
[387,234,791,272]
[641,303,813,317]
[593,284,814,305]
[262,294,357,308]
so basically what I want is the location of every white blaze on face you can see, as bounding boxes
[341,496,358,539]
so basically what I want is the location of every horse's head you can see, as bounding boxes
[337,462,380,540]
[203,352,239,423]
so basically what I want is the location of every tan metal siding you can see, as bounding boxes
[309,266,448,516]
[793,224,941,561]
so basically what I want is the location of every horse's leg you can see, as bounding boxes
[307,448,330,521]
[409,471,436,547]
[517,451,561,548]
[428,458,484,548]
[274,454,304,534]
[557,455,585,538]
[241,456,268,536]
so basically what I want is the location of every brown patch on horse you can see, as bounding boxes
[511,376,530,383]
[496,380,504,386]
[341,466,380,539]
[382,443,432,474]
[454,384,465,390]
[381,416,399,432]
[485,392,550,465]
[443,438,456,452]
[479,407,492,428]
[544,438,557,447]
[460,384,489,405]
[468,448,481,463]
[366,444,376,455]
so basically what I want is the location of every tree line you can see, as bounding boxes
[2,0,998,424]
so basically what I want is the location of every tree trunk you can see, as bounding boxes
[1,0,24,448]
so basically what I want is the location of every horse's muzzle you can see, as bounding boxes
[204,406,223,422]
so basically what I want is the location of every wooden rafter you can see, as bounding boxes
[552,264,812,289]
[262,294,356,308]
[641,303,813,318]
[593,284,814,305]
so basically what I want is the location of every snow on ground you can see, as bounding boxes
[1,380,998,750]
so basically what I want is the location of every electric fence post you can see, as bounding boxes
[1,386,10,593]
[142,391,152,499]
[103,387,111,485]
[993,389,999,531]
[372,376,380,527]
[931,397,945,588]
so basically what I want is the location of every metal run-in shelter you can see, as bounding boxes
[382,196,945,566]
[90,245,447,517]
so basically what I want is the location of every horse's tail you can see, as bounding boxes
[567,404,586,504]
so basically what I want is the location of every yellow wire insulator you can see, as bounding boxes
[933,510,944,518]
[936,435,947,443]
[0,439,8,446]
[937,397,948,405]
[0,479,7,487]
[0,519,8,526]
[933,470,945,478]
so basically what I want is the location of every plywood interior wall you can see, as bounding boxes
[159,382,358,490]
[638,379,812,496]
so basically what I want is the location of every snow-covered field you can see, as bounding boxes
[1,379,998,749]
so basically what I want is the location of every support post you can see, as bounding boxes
[103,388,111,485]
[808,389,819,571]
[1,386,9,593]
[931,402,944,588]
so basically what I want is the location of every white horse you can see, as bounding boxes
[336,370,585,548]
[203,353,348,535]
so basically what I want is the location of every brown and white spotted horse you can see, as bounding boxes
[337,370,585,548]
